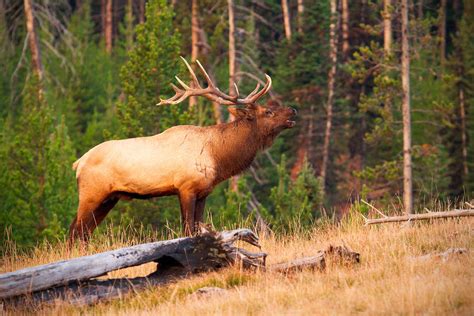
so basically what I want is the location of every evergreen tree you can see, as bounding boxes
[449,2,474,195]
[117,0,186,137]
[0,76,77,248]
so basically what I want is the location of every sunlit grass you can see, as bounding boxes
[1,211,473,315]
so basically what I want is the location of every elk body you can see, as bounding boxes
[69,58,296,243]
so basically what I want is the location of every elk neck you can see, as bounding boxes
[209,119,266,184]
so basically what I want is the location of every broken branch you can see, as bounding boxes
[365,209,474,225]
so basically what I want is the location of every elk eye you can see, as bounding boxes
[265,110,274,117]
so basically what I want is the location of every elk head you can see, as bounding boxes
[157,57,297,143]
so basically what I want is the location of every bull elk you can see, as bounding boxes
[69,57,296,244]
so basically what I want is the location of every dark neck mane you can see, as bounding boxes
[209,119,263,184]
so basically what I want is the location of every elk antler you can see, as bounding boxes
[157,57,272,106]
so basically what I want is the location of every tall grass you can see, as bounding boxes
[1,212,472,315]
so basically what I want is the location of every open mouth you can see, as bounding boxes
[286,120,296,128]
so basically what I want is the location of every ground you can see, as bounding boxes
[1,217,473,315]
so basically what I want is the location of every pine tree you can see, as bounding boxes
[117,0,185,137]
[0,76,77,247]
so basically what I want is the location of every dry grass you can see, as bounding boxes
[1,217,473,315]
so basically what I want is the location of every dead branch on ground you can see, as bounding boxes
[362,209,474,225]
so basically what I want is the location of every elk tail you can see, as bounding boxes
[72,158,81,171]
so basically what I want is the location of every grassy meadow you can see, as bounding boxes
[1,215,473,315]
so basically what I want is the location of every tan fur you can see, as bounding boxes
[68,104,296,244]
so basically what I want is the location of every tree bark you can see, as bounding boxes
[23,0,44,82]
[101,0,106,36]
[189,0,199,108]
[297,0,304,34]
[228,0,237,98]
[401,0,413,214]
[439,0,446,65]
[291,106,314,181]
[341,0,349,57]
[418,0,423,19]
[228,0,239,191]
[320,0,339,191]
[383,0,392,56]
[459,87,468,178]
[105,0,113,53]
[281,0,291,41]
[125,0,134,51]
[138,0,145,24]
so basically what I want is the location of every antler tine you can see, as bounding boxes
[171,83,183,93]
[175,76,190,90]
[233,83,240,97]
[196,59,238,103]
[159,57,271,107]
[238,74,272,105]
[262,74,272,94]
[245,83,261,100]
[180,56,201,88]
[195,59,215,88]
[157,84,184,105]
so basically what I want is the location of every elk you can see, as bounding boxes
[69,57,296,244]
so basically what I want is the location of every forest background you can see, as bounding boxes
[0,0,472,249]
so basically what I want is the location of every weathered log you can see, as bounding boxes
[1,229,360,309]
[364,209,474,225]
[270,252,326,272]
[411,248,468,263]
[0,228,266,300]
[270,245,360,273]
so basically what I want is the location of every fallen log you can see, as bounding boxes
[364,209,474,225]
[270,245,360,273]
[1,229,360,308]
[0,228,266,300]
[411,247,468,263]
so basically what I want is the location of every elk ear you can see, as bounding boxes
[228,107,254,120]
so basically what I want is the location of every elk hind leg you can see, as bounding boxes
[68,196,119,246]
[194,196,207,231]
[179,191,196,236]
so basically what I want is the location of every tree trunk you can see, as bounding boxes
[281,0,291,41]
[23,0,44,83]
[291,106,314,181]
[401,0,413,214]
[297,0,304,34]
[320,0,339,191]
[125,0,133,51]
[418,0,423,19]
[105,0,113,53]
[459,87,468,178]
[138,0,145,24]
[189,0,199,108]
[228,0,237,98]
[383,0,392,56]
[439,0,446,65]
[341,0,349,57]
[101,0,106,36]
[228,0,239,191]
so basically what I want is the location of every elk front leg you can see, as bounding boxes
[194,196,207,231]
[178,191,196,236]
